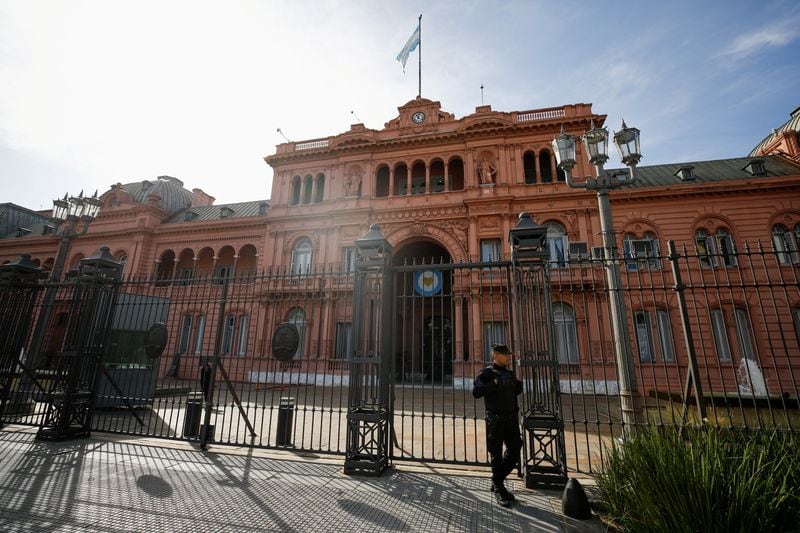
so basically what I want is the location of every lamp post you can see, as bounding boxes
[552,120,641,431]
[28,191,102,369]
[48,191,103,282]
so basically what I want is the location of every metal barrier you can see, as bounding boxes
[1,238,798,475]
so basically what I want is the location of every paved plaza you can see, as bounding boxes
[0,426,605,532]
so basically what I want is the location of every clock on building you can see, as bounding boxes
[411,111,426,124]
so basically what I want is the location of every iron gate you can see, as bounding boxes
[2,228,799,477]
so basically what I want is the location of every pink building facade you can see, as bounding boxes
[2,99,800,398]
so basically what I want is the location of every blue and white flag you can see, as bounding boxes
[396,22,420,73]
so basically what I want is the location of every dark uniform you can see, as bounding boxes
[472,355,523,496]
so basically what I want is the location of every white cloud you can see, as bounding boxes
[720,18,800,60]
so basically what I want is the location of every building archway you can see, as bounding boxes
[391,238,455,384]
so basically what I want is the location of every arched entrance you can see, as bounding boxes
[392,239,454,384]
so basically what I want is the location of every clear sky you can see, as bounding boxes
[1,0,799,211]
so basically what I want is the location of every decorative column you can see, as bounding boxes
[465,149,475,187]
[513,145,524,184]
[424,162,430,194]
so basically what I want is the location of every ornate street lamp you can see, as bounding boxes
[48,190,102,282]
[28,190,102,370]
[552,119,641,431]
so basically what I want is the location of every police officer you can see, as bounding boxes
[472,344,522,507]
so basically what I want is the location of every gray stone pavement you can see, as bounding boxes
[0,426,606,532]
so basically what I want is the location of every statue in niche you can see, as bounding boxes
[478,158,497,185]
[345,171,362,197]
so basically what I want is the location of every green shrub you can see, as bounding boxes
[597,427,800,533]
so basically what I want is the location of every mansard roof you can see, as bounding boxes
[610,155,800,189]
[0,203,55,240]
[165,200,268,224]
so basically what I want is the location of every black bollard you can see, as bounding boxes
[561,477,592,519]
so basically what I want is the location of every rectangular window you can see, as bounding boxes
[292,250,311,275]
[553,318,579,364]
[178,315,193,354]
[482,321,507,362]
[194,315,206,355]
[635,311,654,362]
[480,239,502,263]
[711,309,732,361]
[237,316,249,356]
[548,236,567,267]
[221,314,235,354]
[734,309,754,360]
[656,310,675,362]
[342,247,357,273]
[335,322,353,359]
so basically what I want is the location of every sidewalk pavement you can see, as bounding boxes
[0,426,607,532]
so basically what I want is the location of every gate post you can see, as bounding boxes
[0,254,43,428]
[37,247,121,441]
[345,224,393,476]
[509,212,568,489]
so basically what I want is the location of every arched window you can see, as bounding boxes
[116,253,128,276]
[290,176,301,205]
[523,151,536,184]
[544,222,568,267]
[772,224,800,265]
[302,175,313,204]
[314,174,325,203]
[448,158,464,191]
[156,250,175,281]
[623,232,661,271]
[553,303,579,363]
[291,238,312,275]
[411,162,426,194]
[430,160,445,193]
[394,164,408,196]
[695,228,737,268]
[539,149,553,183]
[375,166,390,197]
[288,307,306,359]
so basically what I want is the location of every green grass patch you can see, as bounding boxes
[597,427,800,532]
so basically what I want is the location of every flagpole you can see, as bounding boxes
[418,14,422,98]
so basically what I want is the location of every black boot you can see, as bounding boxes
[491,481,515,505]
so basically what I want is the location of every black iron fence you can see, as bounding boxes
[1,240,799,475]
